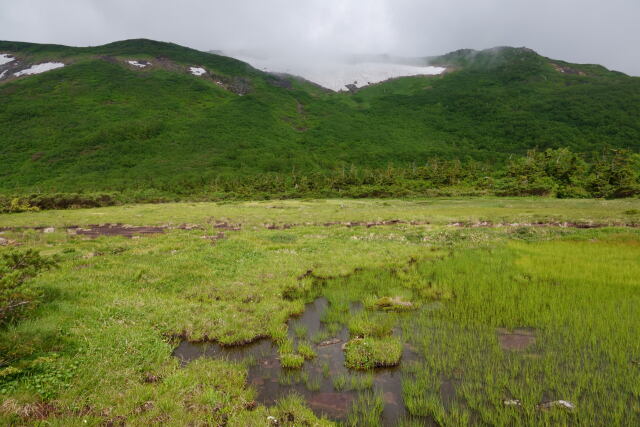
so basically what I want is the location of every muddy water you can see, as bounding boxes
[173,298,425,425]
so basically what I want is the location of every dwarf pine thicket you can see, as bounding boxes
[1,148,638,212]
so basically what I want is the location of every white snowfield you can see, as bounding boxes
[13,62,65,77]
[0,70,7,79]
[0,54,15,66]
[128,60,150,68]
[232,56,446,91]
[190,67,206,76]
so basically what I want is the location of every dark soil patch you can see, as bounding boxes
[324,220,429,228]
[265,223,294,230]
[177,223,202,230]
[99,55,119,64]
[307,392,354,418]
[208,219,242,231]
[261,219,429,230]
[449,221,638,229]
[497,328,536,351]
[201,232,226,244]
[69,224,165,238]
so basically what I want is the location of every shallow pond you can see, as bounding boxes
[173,297,432,425]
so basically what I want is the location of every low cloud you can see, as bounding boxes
[0,0,639,75]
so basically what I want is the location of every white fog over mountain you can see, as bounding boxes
[1,0,639,76]
[222,51,447,91]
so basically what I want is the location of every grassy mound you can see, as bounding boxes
[343,337,403,370]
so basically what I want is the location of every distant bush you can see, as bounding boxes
[587,149,640,198]
[496,148,639,198]
[1,149,637,209]
[0,193,118,213]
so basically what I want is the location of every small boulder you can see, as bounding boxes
[267,415,279,425]
[538,400,575,411]
[504,399,522,407]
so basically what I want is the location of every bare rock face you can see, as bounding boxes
[210,73,252,95]
[228,76,252,95]
[345,83,358,93]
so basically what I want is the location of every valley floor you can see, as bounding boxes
[1,198,639,425]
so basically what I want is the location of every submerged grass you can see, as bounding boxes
[0,198,639,425]
[346,391,385,427]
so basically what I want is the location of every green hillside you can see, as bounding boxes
[1,39,639,198]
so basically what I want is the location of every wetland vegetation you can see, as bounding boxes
[1,198,639,425]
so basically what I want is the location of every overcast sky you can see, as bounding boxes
[1,0,639,75]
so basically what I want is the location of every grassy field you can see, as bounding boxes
[1,198,639,425]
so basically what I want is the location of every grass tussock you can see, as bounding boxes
[343,337,403,370]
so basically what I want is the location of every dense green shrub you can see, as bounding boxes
[0,193,118,213]
[587,149,640,198]
[0,150,637,208]
[0,250,57,326]
[496,148,639,198]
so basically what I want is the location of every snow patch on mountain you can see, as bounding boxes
[229,55,446,91]
[190,67,206,76]
[128,60,150,68]
[0,70,7,79]
[0,54,15,66]
[13,62,65,77]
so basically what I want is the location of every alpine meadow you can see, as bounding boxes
[1,13,640,427]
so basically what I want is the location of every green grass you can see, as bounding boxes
[296,342,316,360]
[346,391,385,427]
[332,373,374,392]
[0,198,639,424]
[279,354,305,370]
[348,312,395,338]
[398,236,640,425]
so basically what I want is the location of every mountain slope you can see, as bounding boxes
[1,39,639,194]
